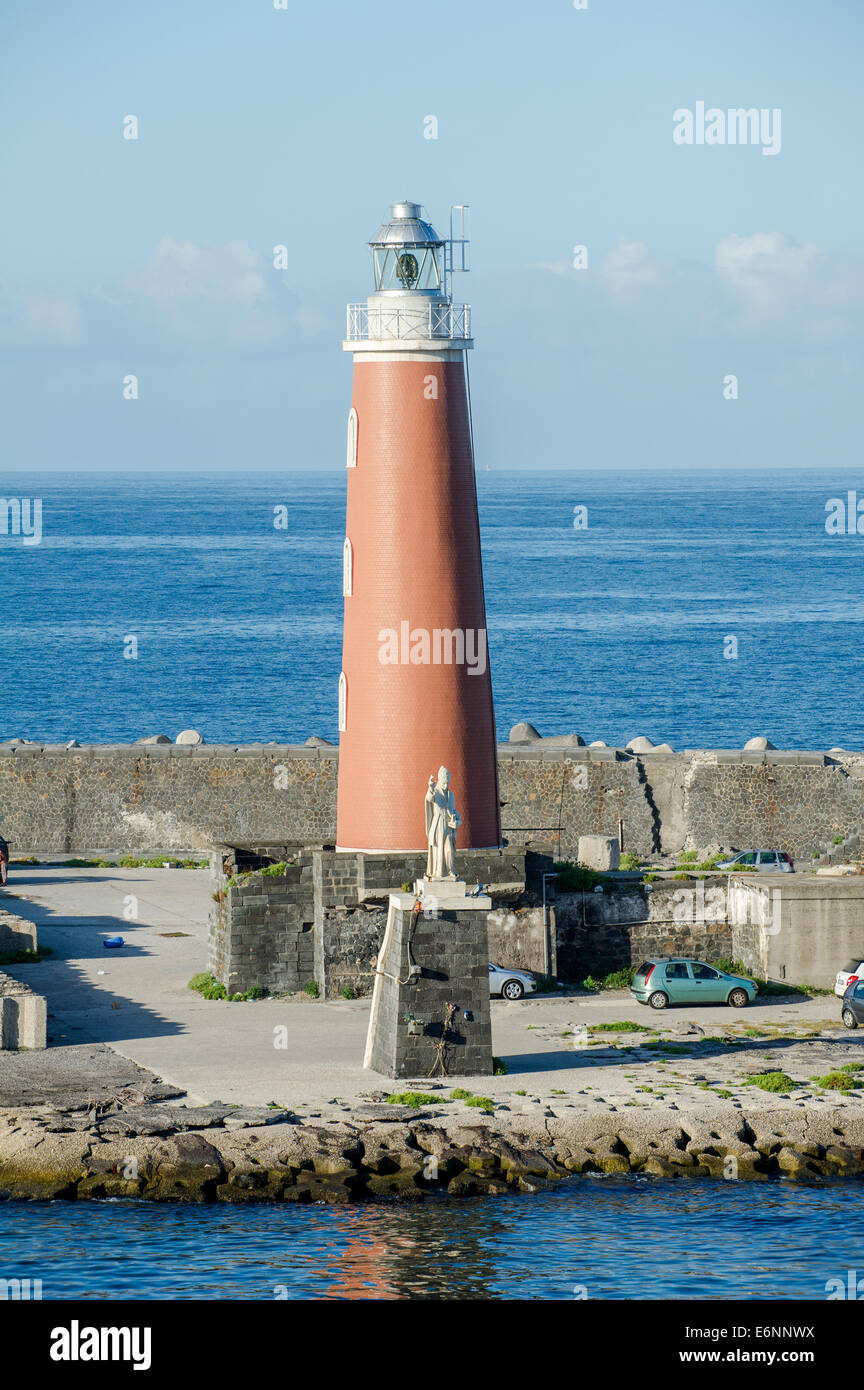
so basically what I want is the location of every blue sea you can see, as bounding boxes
[0,468,862,749]
[1,1178,862,1300]
[2,473,863,1303]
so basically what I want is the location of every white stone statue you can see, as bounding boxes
[425,766,461,880]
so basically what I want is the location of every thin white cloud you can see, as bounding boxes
[527,259,572,277]
[128,238,269,306]
[527,230,862,342]
[114,237,294,347]
[714,232,821,321]
[598,239,663,302]
[0,285,86,346]
[1,239,308,354]
[529,240,664,301]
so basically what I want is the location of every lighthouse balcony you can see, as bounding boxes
[345,301,471,344]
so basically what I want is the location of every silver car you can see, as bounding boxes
[716,849,794,872]
[489,962,537,1001]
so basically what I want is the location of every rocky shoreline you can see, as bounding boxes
[3,1084,864,1202]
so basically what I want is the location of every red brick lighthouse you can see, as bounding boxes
[336,201,501,853]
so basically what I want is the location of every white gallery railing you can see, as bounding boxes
[346,302,471,342]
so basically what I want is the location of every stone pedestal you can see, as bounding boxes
[363,889,493,1079]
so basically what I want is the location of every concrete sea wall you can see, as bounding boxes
[3,742,864,862]
[4,1098,864,1202]
[209,845,545,999]
[730,876,864,990]
[555,879,734,982]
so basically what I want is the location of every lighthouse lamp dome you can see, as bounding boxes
[369,201,444,295]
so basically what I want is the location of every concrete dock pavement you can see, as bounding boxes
[0,867,856,1113]
[0,865,376,1106]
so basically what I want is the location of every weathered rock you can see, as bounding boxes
[208,1127,299,1201]
[363,1152,426,1196]
[144,1132,227,1201]
[743,736,776,750]
[288,1170,358,1203]
[304,736,335,748]
[488,1135,561,1179]
[596,1152,631,1173]
[221,1106,294,1129]
[93,1103,234,1136]
[517,1174,556,1194]
[626,736,655,753]
[358,1121,416,1175]
[0,1125,92,1198]
[215,1169,292,1202]
[643,1156,679,1177]
[447,1170,510,1197]
[351,1103,435,1123]
[135,735,172,746]
[78,1136,167,1197]
[5,1091,864,1203]
[823,1145,864,1176]
[175,729,204,746]
[775,1146,822,1178]
[578,1134,632,1174]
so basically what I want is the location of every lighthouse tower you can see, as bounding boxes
[336,201,501,853]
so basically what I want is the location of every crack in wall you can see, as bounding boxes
[634,758,662,854]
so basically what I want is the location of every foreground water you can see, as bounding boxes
[1,468,863,749]
[2,1178,862,1300]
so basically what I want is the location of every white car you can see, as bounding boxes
[489,962,537,1001]
[716,849,794,872]
[835,957,864,998]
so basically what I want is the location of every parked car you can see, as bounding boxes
[841,979,864,1029]
[489,962,536,1001]
[715,849,794,872]
[835,957,864,999]
[630,956,757,1010]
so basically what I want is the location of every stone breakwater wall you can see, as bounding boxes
[3,742,864,862]
[209,845,545,999]
[2,1099,863,1203]
[555,879,734,982]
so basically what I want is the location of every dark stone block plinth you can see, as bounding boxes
[364,893,493,1079]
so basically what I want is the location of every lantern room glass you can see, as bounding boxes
[373,245,443,292]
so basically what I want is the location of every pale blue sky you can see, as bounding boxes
[1,0,861,471]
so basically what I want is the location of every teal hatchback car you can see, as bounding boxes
[631,957,757,1010]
